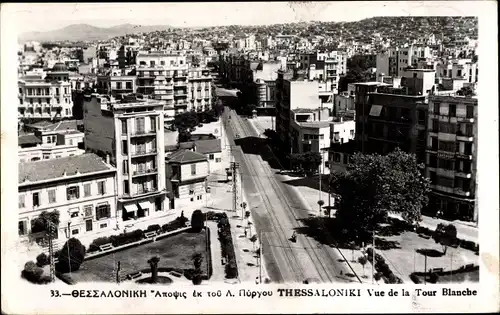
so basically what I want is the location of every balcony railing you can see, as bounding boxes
[131,149,157,157]
[130,130,156,137]
[132,168,158,177]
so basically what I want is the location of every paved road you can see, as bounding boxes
[217,89,357,284]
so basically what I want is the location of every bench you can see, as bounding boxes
[99,243,113,252]
[144,231,157,239]
[465,263,475,269]
[170,271,183,278]
[429,268,443,273]
[126,271,142,280]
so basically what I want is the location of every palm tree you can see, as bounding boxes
[249,235,258,251]
[192,253,203,285]
[317,200,325,215]
[147,256,160,284]
[358,256,368,278]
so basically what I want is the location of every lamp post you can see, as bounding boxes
[66,221,72,275]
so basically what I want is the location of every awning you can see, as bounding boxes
[123,204,138,213]
[369,105,383,117]
[138,201,152,210]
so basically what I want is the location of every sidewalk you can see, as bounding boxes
[206,221,225,282]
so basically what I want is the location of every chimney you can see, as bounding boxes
[106,154,110,164]
[340,116,343,123]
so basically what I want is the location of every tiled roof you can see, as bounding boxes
[167,149,207,164]
[194,139,221,154]
[44,120,80,132]
[18,134,42,146]
[19,153,114,184]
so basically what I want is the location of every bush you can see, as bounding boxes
[56,238,86,273]
[22,260,51,284]
[36,253,50,267]
[429,272,439,284]
[146,224,161,233]
[56,271,76,285]
[416,226,432,235]
[225,259,238,279]
[161,216,187,233]
[191,210,204,233]
[110,229,144,247]
[460,239,477,251]
[88,236,112,252]
[410,273,421,284]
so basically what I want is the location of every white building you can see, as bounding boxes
[18,154,117,250]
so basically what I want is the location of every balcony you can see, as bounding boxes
[174,92,188,97]
[174,102,188,108]
[130,130,156,138]
[436,168,455,178]
[455,171,472,178]
[456,116,474,123]
[132,168,158,178]
[131,149,157,158]
[456,152,473,160]
[454,188,471,197]
[456,132,474,142]
[431,184,454,194]
[174,82,187,87]
[174,71,188,78]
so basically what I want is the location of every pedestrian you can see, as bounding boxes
[244,228,247,238]
[255,277,259,285]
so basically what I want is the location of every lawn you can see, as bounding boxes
[375,231,479,283]
[70,230,209,283]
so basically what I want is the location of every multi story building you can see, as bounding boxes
[425,94,477,221]
[299,51,347,96]
[96,71,137,97]
[362,85,428,162]
[18,132,84,162]
[376,46,432,78]
[165,149,209,210]
[188,67,212,112]
[275,70,321,152]
[83,94,170,224]
[436,59,478,91]
[18,153,117,249]
[18,64,73,120]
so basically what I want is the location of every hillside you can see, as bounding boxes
[18,23,172,42]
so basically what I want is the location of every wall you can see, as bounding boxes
[289,80,320,110]
[83,97,116,158]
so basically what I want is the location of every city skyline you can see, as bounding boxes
[8,1,483,34]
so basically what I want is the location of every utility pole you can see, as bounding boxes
[230,162,240,213]
[67,221,72,275]
[372,230,375,284]
[259,230,262,284]
[116,261,121,284]
[48,221,56,282]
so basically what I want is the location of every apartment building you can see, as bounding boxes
[18,68,73,120]
[300,51,347,96]
[83,94,170,224]
[18,153,117,250]
[18,133,84,162]
[165,149,209,210]
[436,59,478,91]
[362,86,428,163]
[188,67,212,112]
[376,46,432,78]
[96,71,137,97]
[425,94,477,222]
[275,70,321,151]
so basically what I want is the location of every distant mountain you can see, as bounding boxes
[18,23,173,42]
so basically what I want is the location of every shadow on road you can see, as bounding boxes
[294,216,339,247]
[416,248,445,257]
[234,137,282,169]
[374,237,401,250]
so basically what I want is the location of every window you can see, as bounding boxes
[349,130,354,138]
[432,119,439,132]
[215,158,221,163]
[123,160,128,174]
[197,195,202,200]
[465,124,473,136]
[438,141,455,152]
[72,229,79,235]
[97,181,106,195]
[439,122,456,134]
[124,180,130,194]
[96,204,111,220]
[428,154,437,168]
[466,106,474,118]
[438,158,454,171]
[209,154,214,160]
[126,82,132,90]
[48,189,56,203]
[85,219,93,232]
[33,192,40,207]
[116,82,122,90]
[71,211,79,218]
[100,223,108,229]
[150,116,156,131]
[69,139,73,146]
[19,194,25,208]
[121,120,128,134]
[84,205,93,217]
[449,104,456,117]
[433,102,440,114]
[82,183,91,197]
[122,140,128,155]
[464,143,472,155]
[136,117,145,133]
[66,186,80,200]
[429,171,437,184]
[191,164,196,175]
[18,221,28,236]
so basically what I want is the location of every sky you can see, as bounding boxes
[6,1,483,34]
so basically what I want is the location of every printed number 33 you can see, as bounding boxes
[51,290,61,297]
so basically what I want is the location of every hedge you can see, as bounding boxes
[216,213,238,279]
[415,225,479,253]
[88,236,113,253]
[366,247,403,284]
[21,261,52,284]
[36,253,50,267]
[145,224,161,233]
[162,216,187,233]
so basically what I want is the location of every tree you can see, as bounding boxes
[31,210,60,234]
[338,69,371,92]
[374,272,383,284]
[290,152,322,175]
[358,256,368,277]
[317,200,325,214]
[178,128,192,143]
[191,253,203,285]
[191,210,204,233]
[56,238,86,273]
[456,86,476,97]
[432,223,457,255]
[263,128,277,140]
[249,234,258,251]
[147,256,160,284]
[331,148,430,244]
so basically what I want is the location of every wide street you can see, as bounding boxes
[216,87,357,284]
